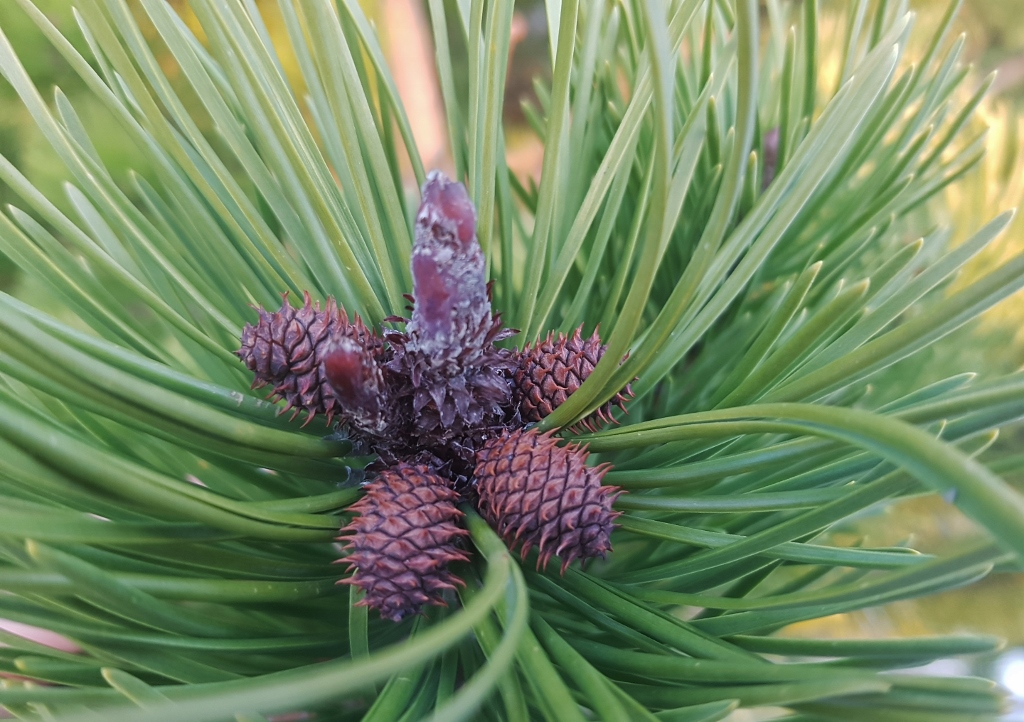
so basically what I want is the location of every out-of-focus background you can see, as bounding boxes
[4,0,1023,351]
[0,0,1021,717]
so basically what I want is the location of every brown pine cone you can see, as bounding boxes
[512,326,632,432]
[474,428,621,573]
[339,464,469,621]
[237,292,379,426]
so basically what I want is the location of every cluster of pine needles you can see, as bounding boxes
[0,1,1021,721]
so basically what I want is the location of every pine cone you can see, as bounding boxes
[237,292,378,426]
[512,326,632,431]
[339,464,469,621]
[474,428,621,573]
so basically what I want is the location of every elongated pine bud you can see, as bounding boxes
[407,171,492,360]
[386,172,516,456]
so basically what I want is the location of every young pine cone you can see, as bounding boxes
[339,464,469,621]
[513,326,633,431]
[474,428,621,573]
[237,292,378,426]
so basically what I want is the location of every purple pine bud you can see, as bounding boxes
[323,335,389,436]
[407,171,491,361]
[420,170,477,248]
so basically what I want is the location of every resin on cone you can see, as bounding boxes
[339,464,469,621]
[474,428,621,573]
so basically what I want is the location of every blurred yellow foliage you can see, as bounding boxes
[946,100,1024,360]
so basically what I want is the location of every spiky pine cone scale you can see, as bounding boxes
[340,464,468,621]
[513,326,632,431]
[474,428,621,572]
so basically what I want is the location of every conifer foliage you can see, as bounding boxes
[0,1,1022,721]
